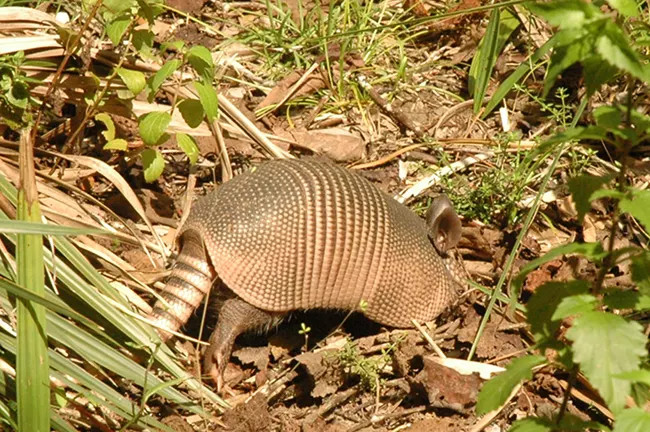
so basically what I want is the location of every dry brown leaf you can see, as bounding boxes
[55,154,167,259]
[257,69,327,111]
[278,128,365,162]
[413,356,483,413]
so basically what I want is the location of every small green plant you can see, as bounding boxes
[337,341,394,392]
[97,0,215,182]
[443,136,535,227]
[0,51,40,129]
[476,1,650,430]
[299,322,311,351]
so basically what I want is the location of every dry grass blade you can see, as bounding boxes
[396,153,494,202]
[0,7,59,26]
[53,153,168,260]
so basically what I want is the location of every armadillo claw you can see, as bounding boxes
[206,358,224,392]
[203,337,231,391]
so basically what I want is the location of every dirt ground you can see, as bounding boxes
[2,0,646,431]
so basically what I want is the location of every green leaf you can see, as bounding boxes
[513,243,606,292]
[160,40,185,55]
[604,290,650,311]
[509,418,552,432]
[528,0,600,28]
[187,45,214,82]
[7,81,29,109]
[95,113,116,141]
[138,112,171,146]
[175,133,199,165]
[104,0,136,14]
[177,99,204,128]
[136,0,164,24]
[619,189,650,233]
[567,174,613,223]
[590,188,625,201]
[606,0,639,17]
[566,312,647,413]
[141,148,165,183]
[103,138,128,151]
[0,220,107,236]
[476,355,546,415]
[470,8,500,113]
[553,294,597,319]
[511,414,611,432]
[116,67,146,96]
[543,27,594,97]
[582,56,619,95]
[597,20,649,82]
[613,408,650,432]
[616,370,650,386]
[630,253,650,297]
[194,81,219,122]
[526,281,590,348]
[593,106,622,129]
[148,59,181,97]
[132,29,154,54]
[105,15,131,45]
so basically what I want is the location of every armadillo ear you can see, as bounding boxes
[425,195,461,253]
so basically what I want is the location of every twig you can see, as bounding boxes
[357,74,424,138]
[411,319,446,358]
[469,384,521,432]
[346,406,426,432]
[303,387,360,424]
[348,143,427,170]
[396,152,494,203]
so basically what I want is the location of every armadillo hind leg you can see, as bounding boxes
[148,230,215,341]
[204,297,284,390]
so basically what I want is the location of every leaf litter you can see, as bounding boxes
[0,1,647,431]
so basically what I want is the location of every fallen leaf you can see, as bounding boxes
[278,128,365,162]
[412,356,483,413]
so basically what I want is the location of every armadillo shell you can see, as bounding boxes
[182,159,455,328]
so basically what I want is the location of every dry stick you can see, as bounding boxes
[468,384,521,432]
[217,93,293,159]
[427,99,475,137]
[303,387,360,424]
[357,75,424,137]
[173,86,290,160]
[411,319,446,358]
[558,378,614,421]
[30,0,103,144]
[303,95,329,128]
[209,119,233,181]
[261,62,320,117]
[176,172,196,242]
[396,152,494,203]
[346,406,427,432]
[348,143,428,170]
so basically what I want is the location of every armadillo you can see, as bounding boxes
[148,158,466,388]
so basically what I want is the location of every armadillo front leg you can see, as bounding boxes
[204,298,283,390]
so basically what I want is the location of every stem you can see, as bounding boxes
[555,365,578,426]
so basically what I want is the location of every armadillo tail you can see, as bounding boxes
[148,230,215,341]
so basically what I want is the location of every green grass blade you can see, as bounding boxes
[0,170,224,413]
[0,277,99,329]
[16,130,50,432]
[483,33,558,116]
[0,220,108,236]
[471,7,500,113]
